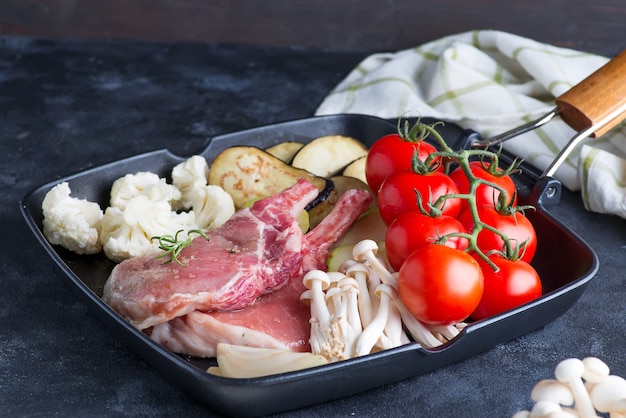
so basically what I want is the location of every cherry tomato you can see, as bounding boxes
[365,133,442,195]
[397,245,484,325]
[377,170,461,226]
[458,205,537,263]
[471,254,542,320]
[449,161,517,211]
[385,211,469,271]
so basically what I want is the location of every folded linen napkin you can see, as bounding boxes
[315,30,626,219]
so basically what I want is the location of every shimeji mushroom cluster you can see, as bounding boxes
[301,239,466,362]
[512,357,626,418]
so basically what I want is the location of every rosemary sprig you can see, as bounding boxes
[151,229,209,266]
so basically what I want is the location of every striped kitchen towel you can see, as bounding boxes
[316,30,626,219]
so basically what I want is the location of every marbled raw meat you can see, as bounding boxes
[103,179,372,332]
[147,186,372,357]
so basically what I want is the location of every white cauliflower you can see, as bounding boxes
[41,154,237,264]
[109,171,181,210]
[189,185,235,230]
[171,155,209,210]
[42,182,104,255]
[100,195,195,263]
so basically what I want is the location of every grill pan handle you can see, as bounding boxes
[556,49,626,138]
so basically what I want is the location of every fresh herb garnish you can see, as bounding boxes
[151,229,209,266]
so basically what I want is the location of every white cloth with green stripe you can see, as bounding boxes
[315,30,626,219]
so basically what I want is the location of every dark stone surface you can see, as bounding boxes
[1,36,624,417]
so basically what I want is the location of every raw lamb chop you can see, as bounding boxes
[103,178,372,331]
[148,186,372,357]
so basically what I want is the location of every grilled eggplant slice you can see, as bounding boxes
[291,135,368,178]
[265,141,304,164]
[208,146,332,209]
[342,156,367,184]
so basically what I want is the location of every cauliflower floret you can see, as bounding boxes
[171,155,210,210]
[100,195,195,263]
[42,182,103,255]
[190,185,235,231]
[110,172,181,210]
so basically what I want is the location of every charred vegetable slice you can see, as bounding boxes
[265,141,304,164]
[291,135,368,178]
[208,146,331,209]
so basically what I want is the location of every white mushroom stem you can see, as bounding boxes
[299,290,323,354]
[352,239,397,287]
[337,276,362,357]
[427,323,461,342]
[393,299,445,348]
[356,283,395,356]
[344,262,375,328]
[325,271,346,316]
[302,270,331,325]
[325,286,343,316]
[339,277,363,337]
[381,299,409,348]
[365,264,382,312]
[554,358,599,418]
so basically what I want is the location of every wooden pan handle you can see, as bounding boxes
[555,49,626,137]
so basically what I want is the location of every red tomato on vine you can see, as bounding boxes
[458,205,537,263]
[385,211,468,271]
[471,254,542,320]
[365,127,443,195]
[449,160,518,211]
[397,245,484,325]
[377,170,461,226]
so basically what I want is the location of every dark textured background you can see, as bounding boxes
[1,35,625,417]
[0,0,625,55]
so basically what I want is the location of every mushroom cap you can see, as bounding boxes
[303,269,331,290]
[531,379,574,406]
[338,258,357,272]
[352,239,379,262]
[338,276,359,292]
[299,289,313,305]
[582,357,610,383]
[555,358,585,382]
[325,286,342,300]
[375,283,397,299]
[327,271,346,284]
[344,261,370,277]
[589,374,626,413]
